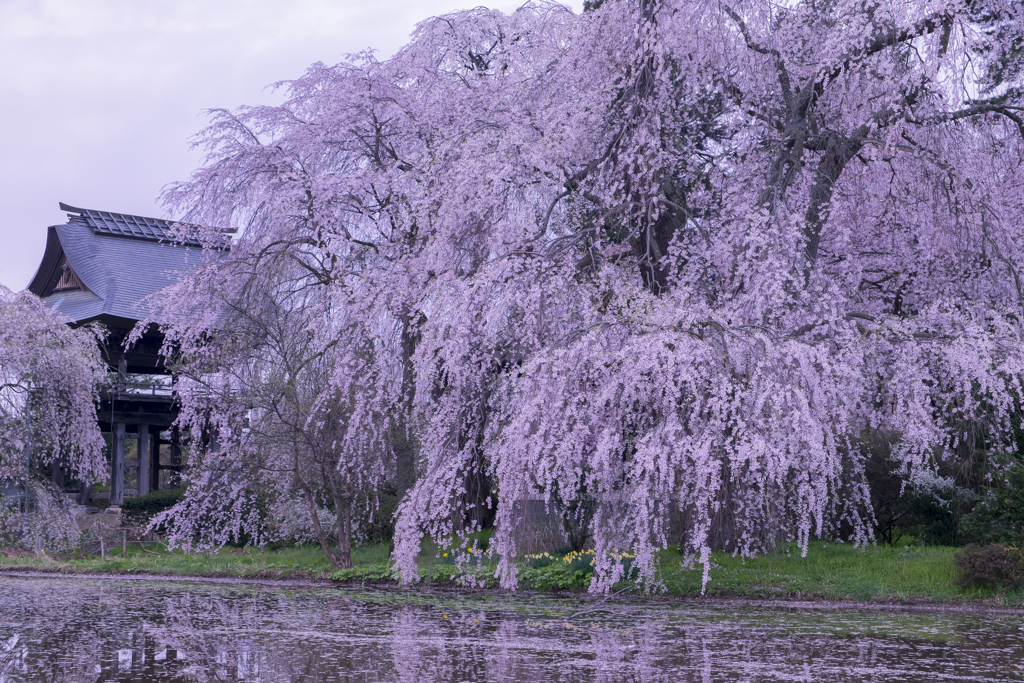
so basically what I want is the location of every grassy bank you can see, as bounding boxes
[0,544,386,580]
[2,541,1022,606]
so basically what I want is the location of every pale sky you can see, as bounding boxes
[0,0,582,291]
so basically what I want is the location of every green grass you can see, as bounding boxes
[2,539,1023,605]
[657,543,967,601]
[0,543,388,580]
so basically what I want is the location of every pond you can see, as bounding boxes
[1,575,1022,682]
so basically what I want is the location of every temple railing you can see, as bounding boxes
[98,375,175,399]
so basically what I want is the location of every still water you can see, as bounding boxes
[1,575,1022,682]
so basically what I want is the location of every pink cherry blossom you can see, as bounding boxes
[154,0,1024,591]
[0,286,106,486]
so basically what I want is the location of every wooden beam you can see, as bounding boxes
[96,411,177,428]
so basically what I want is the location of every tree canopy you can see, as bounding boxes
[0,286,106,486]
[157,0,1024,590]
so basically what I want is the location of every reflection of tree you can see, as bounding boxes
[390,600,667,683]
[0,579,188,683]
[2,578,1024,681]
[389,606,432,682]
[155,589,407,682]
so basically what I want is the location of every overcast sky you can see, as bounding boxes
[0,0,581,291]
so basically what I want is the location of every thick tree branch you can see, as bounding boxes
[723,5,793,106]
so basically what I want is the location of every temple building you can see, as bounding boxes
[27,203,229,506]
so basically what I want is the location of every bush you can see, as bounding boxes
[121,488,184,527]
[258,485,398,549]
[266,493,336,546]
[954,544,1024,590]
[0,478,80,552]
[520,561,593,591]
[519,549,637,591]
[958,453,1024,547]
[331,563,395,583]
[861,429,970,546]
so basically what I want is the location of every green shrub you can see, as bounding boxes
[954,544,1024,590]
[518,549,637,591]
[958,453,1024,547]
[520,562,593,590]
[121,488,184,526]
[860,429,974,546]
[330,563,395,583]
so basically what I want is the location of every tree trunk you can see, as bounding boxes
[333,491,353,569]
[393,311,424,502]
[298,481,346,569]
[802,130,867,268]
[78,482,92,506]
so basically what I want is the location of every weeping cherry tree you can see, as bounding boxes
[0,286,106,497]
[162,0,1024,590]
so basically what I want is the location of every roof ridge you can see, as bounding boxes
[59,202,233,249]
[60,202,174,227]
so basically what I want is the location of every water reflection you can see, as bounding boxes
[1,576,1022,682]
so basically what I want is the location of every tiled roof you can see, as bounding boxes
[28,204,229,325]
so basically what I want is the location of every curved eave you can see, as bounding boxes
[27,226,64,296]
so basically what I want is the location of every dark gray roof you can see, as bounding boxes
[28,204,227,325]
[39,288,105,324]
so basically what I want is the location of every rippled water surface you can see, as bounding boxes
[1,576,1023,682]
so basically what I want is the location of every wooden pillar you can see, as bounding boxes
[111,423,125,505]
[51,462,64,489]
[137,425,150,496]
[170,426,181,487]
[151,432,161,492]
[171,427,181,467]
